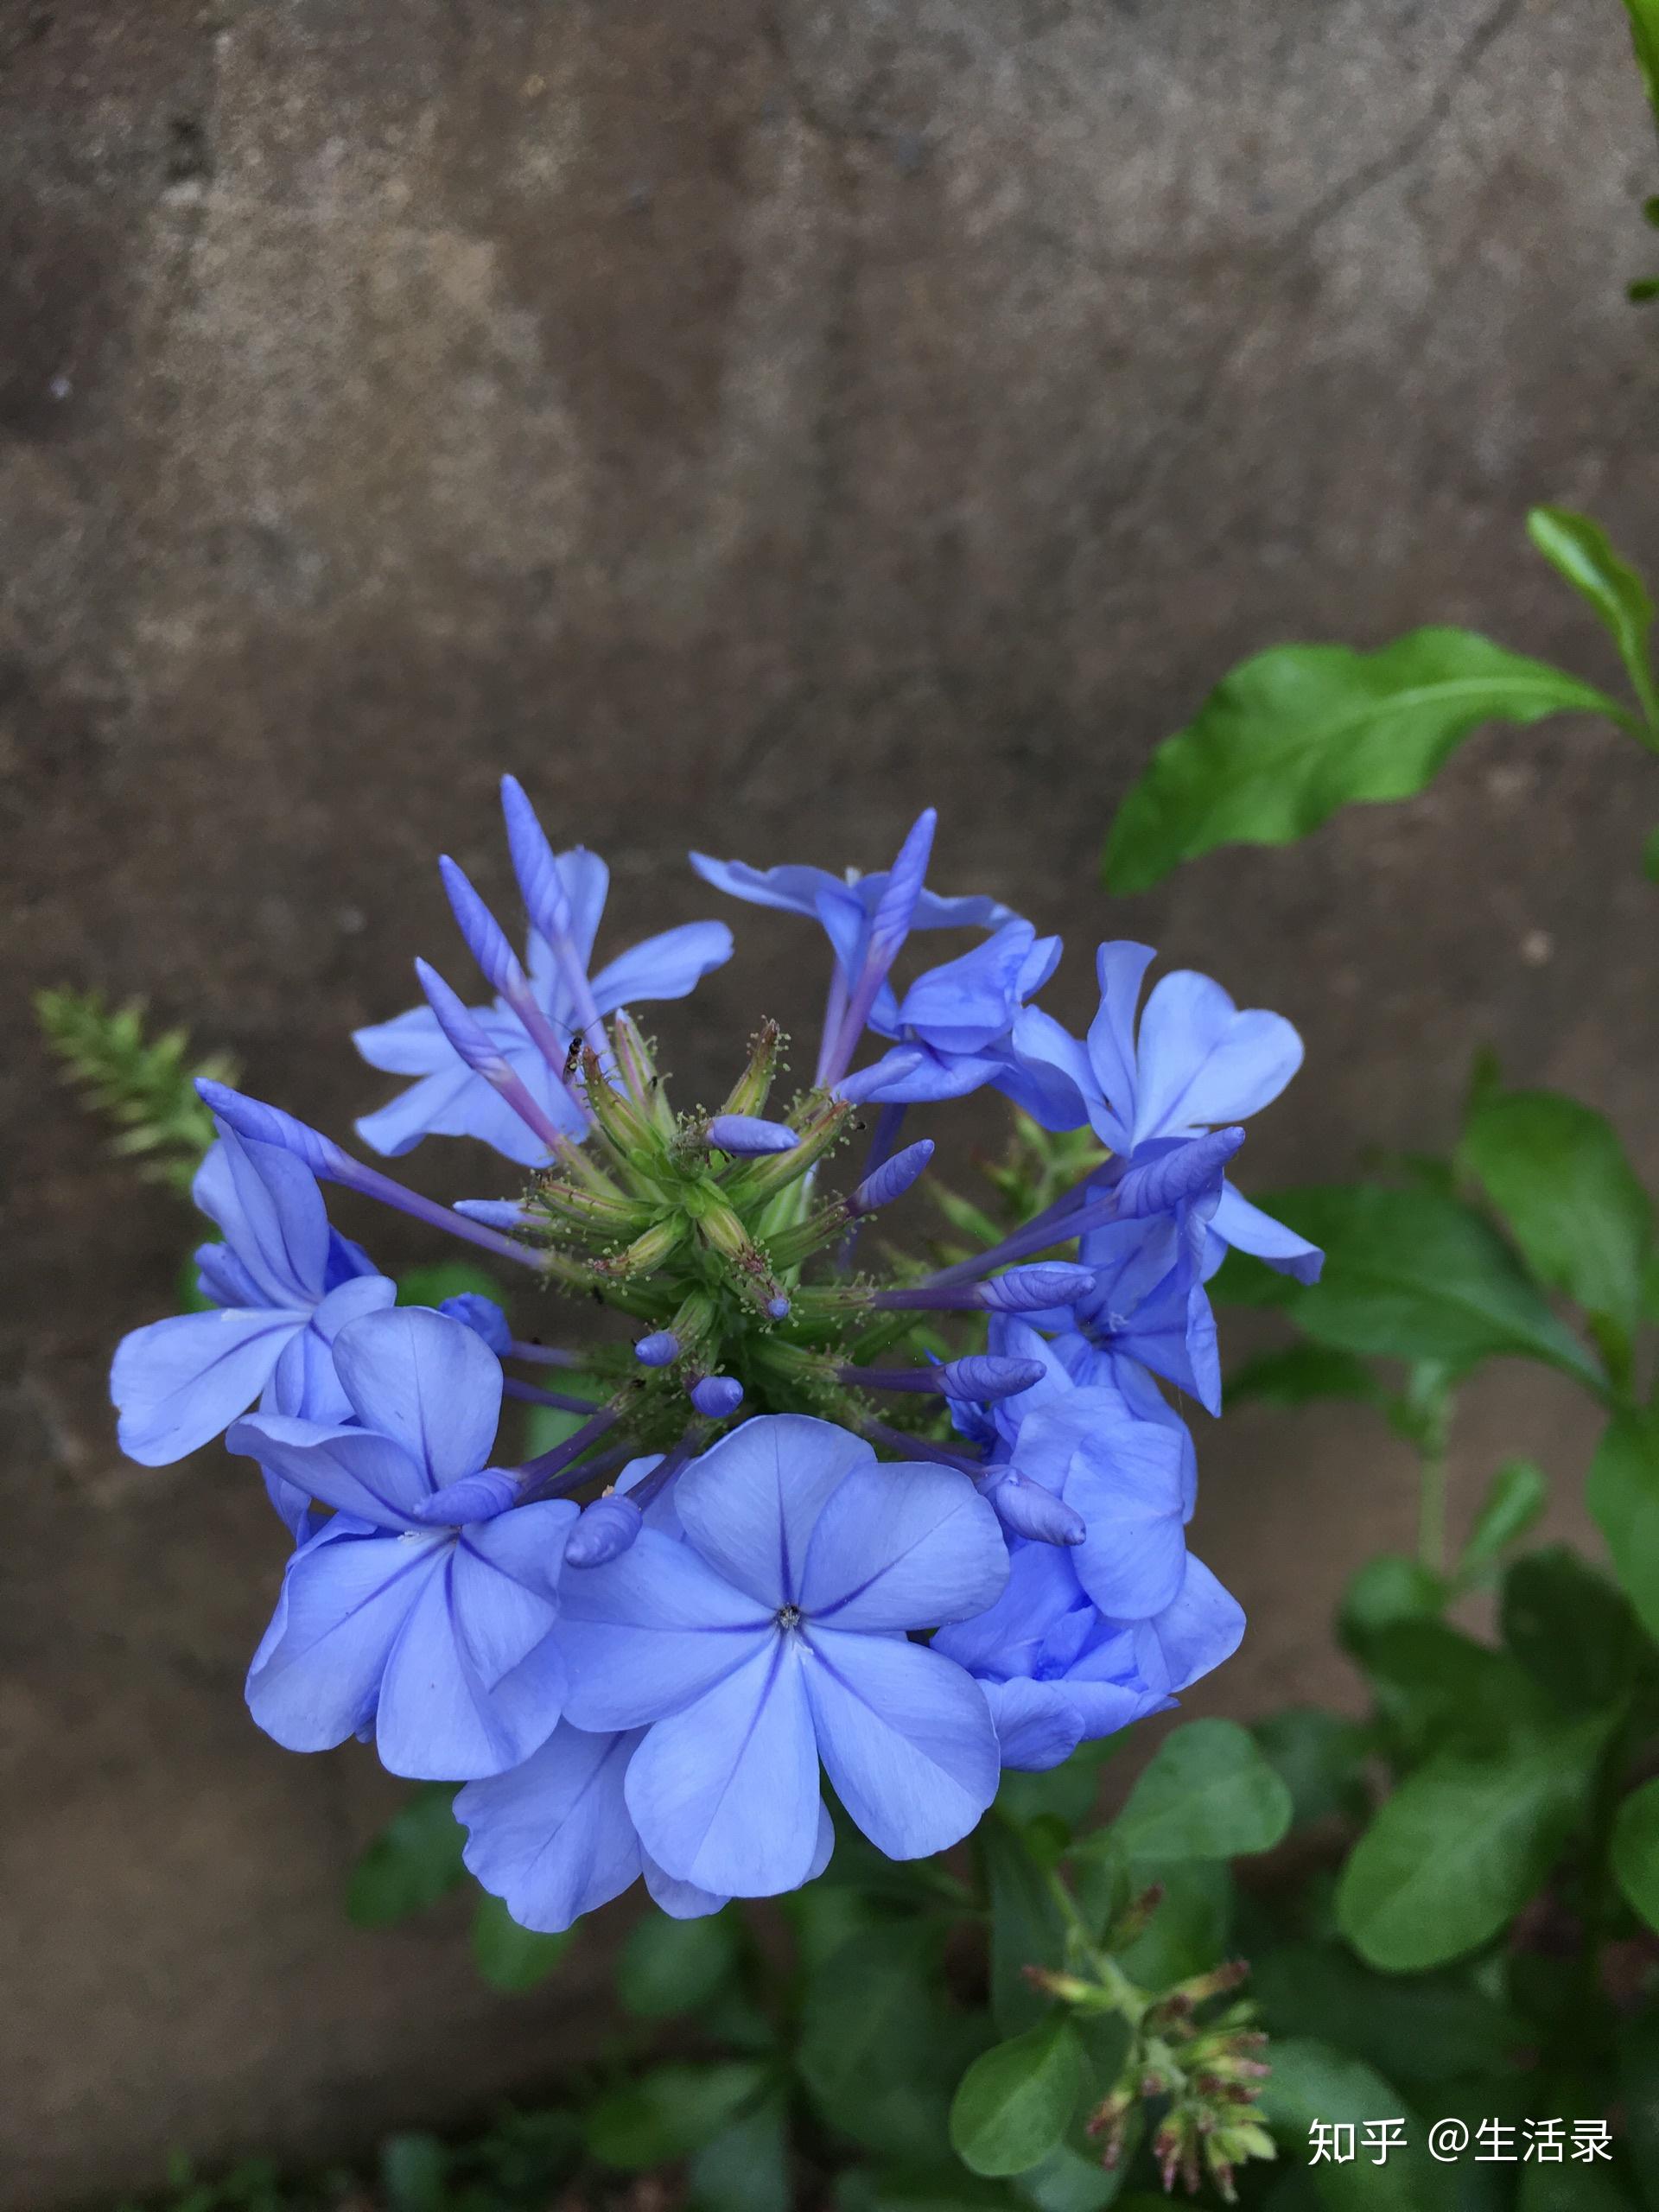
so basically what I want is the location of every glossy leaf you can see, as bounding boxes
[1224,1344,1382,1412]
[1457,1459,1549,1579]
[949,2018,1084,2179]
[798,1924,976,2162]
[1527,506,1658,731]
[1252,1709,1372,1830]
[1460,1088,1651,1335]
[1114,1859,1232,1989]
[1111,1719,1292,1861]
[1336,1719,1605,1971]
[982,1815,1068,2036]
[1612,1778,1659,1938]
[1103,629,1621,893]
[1589,1413,1659,1642]
[686,2090,791,2212]
[471,1892,574,1993]
[587,2060,768,2170]
[1500,1548,1637,1716]
[1253,1942,1522,2088]
[1217,1185,1601,1384]
[346,1785,467,1927]
[1260,2039,1450,2210]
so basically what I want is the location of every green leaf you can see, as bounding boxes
[1460,1088,1652,1336]
[1338,1554,1445,1649]
[346,1785,467,1928]
[1588,1413,1659,1641]
[1114,1859,1232,1988]
[616,1904,741,2018]
[1224,1344,1382,1412]
[1622,0,1659,131]
[1102,629,1623,894]
[1253,1942,1522,2089]
[997,1737,1121,1833]
[950,2018,1085,2178]
[396,1260,501,1308]
[687,2090,791,2212]
[1112,1719,1293,1861]
[1612,1778,1659,1937]
[1013,2140,1130,2212]
[1644,824,1659,883]
[1260,2039,1452,2211]
[1336,1719,1605,1970]
[1356,1618,1553,1762]
[1457,1458,1549,1579]
[378,2134,448,2212]
[1500,1547,1638,1715]
[1221,1185,1601,1384]
[1527,507,1659,732]
[470,1892,574,1993]
[1620,2009,1659,2212]
[798,1925,979,2162]
[587,2060,769,2169]
[1252,1709,1371,1830]
[982,1814,1068,2036]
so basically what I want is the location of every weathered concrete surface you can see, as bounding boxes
[3,0,1658,2201]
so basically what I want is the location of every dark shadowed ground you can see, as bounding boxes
[3,1,1657,2202]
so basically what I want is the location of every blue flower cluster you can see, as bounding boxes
[111,785,1318,1931]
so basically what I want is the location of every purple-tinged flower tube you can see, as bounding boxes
[871,1262,1098,1313]
[437,857,586,1103]
[847,1356,1046,1403]
[415,958,579,1154]
[820,810,937,1087]
[499,775,611,1058]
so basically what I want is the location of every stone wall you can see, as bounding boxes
[4,1,1656,2202]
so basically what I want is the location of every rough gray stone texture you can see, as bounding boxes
[4,0,1657,2201]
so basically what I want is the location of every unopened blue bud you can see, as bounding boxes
[979,1468,1086,1547]
[416,958,510,1079]
[938,1355,1046,1402]
[439,1293,512,1352]
[195,1080,344,1179]
[564,1494,645,1567]
[689,1374,745,1419]
[766,1295,791,1321]
[703,1114,799,1156]
[454,1198,535,1230]
[848,1138,935,1216]
[411,1468,520,1526]
[1114,1127,1245,1220]
[635,1331,682,1367]
[437,855,524,998]
[973,1263,1097,1313]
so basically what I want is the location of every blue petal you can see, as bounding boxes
[1084,943,1158,1149]
[1209,1182,1325,1285]
[931,1542,1084,1679]
[355,1043,559,1167]
[981,1679,1086,1772]
[1126,1554,1245,1696]
[333,1306,503,1486]
[267,1274,397,1424]
[889,923,1036,1053]
[688,855,847,918]
[194,1128,331,1306]
[458,1723,645,1931]
[590,921,734,1011]
[113,1306,303,1465]
[642,1853,731,1919]
[674,1415,870,1611]
[353,1003,455,1076]
[1010,1008,1102,1137]
[802,1629,999,1860]
[625,1637,821,1897]
[1128,970,1303,1146]
[798,1461,1007,1631]
[247,1527,445,1750]
[1041,1412,1188,1620]
[228,1413,434,1529]
[558,1530,773,1731]
[375,1552,566,1779]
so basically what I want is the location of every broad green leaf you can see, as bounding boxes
[997,1736,1122,1833]
[1591,1413,1659,1640]
[1356,1618,1554,1762]
[616,1904,741,2018]
[1518,2164,1635,2212]
[1111,1719,1292,1860]
[798,1925,980,2162]
[1224,1344,1382,1412]
[1252,1709,1371,1830]
[1645,824,1659,883]
[1528,507,1658,732]
[1612,1777,1659,1936]
[1114,1859,1232,1989]
[1336,1720,1605,1970]
[470,1891,573,1993]
[1219,1185,1601,1384]
[1259,2039,1449,2211]
[687,2090,791,2212]
[1253,1942,1523,2088]
[1461,1088,1651,1334]
[1622,0,1659,132]
[1457,1458,1549,1579]
[950,2018,1084,2178]
[587,2060,768,2169]
[982,1813,1068,2036]
[346,1785,467,1927]
[1621,2009,1659,2212]
[1103,629,1622,893]
[1500,1547,1637,1715]
[1014,2139,1129,2212]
